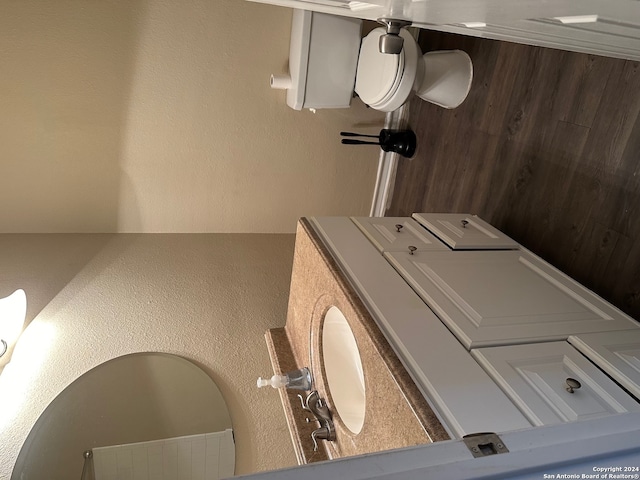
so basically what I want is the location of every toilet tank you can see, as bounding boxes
[271,10,362,111]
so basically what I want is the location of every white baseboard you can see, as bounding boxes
[368,103,411,217]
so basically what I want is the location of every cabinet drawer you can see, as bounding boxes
[351,217,448,253]
[569,330,640,399]
[412,213,518,250]
[472,342,640,427]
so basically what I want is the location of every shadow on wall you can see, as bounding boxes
[1,0,384,234]
[0,235,122,343]
[0,0,144,232]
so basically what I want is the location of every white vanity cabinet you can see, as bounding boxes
[385,248,638,349]
[309,215,640,439]
[309,216,533,438]
[412,213,519,250]
[471,342,640,427]
[350,216,448,253]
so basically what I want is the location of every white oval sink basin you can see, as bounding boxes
[322,306,366,434]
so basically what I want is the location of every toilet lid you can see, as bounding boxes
[366,28,420,113]
[356,28,405,106]
[371,60,405,107]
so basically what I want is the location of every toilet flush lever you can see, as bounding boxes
[377,18,412,54]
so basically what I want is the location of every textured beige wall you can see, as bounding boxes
[0,0,383,234]
[0,234,298,477]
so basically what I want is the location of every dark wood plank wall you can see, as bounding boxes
[387,31,640,321]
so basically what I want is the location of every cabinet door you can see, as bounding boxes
[351,217,448,253]
[385,249,638,348]
[569,330,640,399]
[412,213,519,250]
[472,342,640,426]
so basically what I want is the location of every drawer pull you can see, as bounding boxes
[565,377,581,393]
[461,219,469,228]
[408,245,417,255]
[395,224,404,232]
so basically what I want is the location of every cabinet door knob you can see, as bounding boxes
[461,219,469,228]
[395,224,404,233]
[565,377,581,393]
[408,246,417,255]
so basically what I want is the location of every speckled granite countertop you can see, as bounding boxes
[265,218,449,464]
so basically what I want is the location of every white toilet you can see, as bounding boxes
[271,10,473,112]
[355,28,473,112]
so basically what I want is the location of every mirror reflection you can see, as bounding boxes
[12,353,233,480]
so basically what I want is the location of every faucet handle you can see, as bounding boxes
[305,391,320,409]
[306,391,332,421]
[311,427,330,452]
[297,393,312,412]
[299,391,326,413]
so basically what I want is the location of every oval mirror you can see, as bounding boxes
[12,353,234,479]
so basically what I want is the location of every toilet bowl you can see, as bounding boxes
[355,28,473,112]
[271,11,473,112]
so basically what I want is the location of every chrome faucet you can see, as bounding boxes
[298,390,336,451]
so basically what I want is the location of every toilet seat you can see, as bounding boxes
[356,29,404,106]
[369,57,405,108]
[355,28,420,113]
